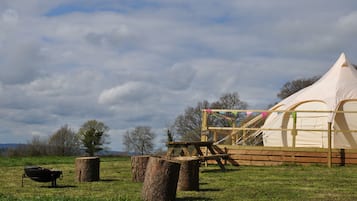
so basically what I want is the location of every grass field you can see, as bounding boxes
[1,156,357,201]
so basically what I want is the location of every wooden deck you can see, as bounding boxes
[208,145,357,166]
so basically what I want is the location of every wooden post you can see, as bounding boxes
[201,110,209,159]
[292,111,297,148]
[142,157,181,201]
[242,129,246,145]
[289,112,298,163]
[175,157,200,191]
[201,110,208,142]
[213,131,217,142]
[328,122,332,168]
[232,121,237,145]
[75,157,100,182]
[131,155,150,182]
[235,131,239,145]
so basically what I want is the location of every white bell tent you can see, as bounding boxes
[262,53,357,148]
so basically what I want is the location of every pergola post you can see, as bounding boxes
[290,111,298,162]
[242,128,246,145]
[292,111,297,148]
[328,122,332,168]
[201,110,208,142]
[213,131,217,142]
[231,121,236,145]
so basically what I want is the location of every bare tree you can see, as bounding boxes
[172,92,247,141]
[123,126,155,155]
[173,100,209,141]
[77,120,110,156]
[27,135,49,156]
[5,144,29,157]
[48,124,80,156]
[277,76,320,100]
[211,92,248,109]
[210,92,248,127]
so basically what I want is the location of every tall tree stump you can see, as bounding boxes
[131,155,150,182]
[75,157,100,182]
[175,156,200,191]
[142,157,181,201]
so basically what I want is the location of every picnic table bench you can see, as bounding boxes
[166,141,229,171]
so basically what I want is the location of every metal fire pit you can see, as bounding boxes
[22,166,62,187]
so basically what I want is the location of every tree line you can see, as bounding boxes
[4,120,110,157]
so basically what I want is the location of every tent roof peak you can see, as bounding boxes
[339,52,350,67]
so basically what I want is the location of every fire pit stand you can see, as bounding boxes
[22,166,62,187]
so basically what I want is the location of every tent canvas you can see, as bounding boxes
[262,53,357,148]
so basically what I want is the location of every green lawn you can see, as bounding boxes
[1,156,357,201]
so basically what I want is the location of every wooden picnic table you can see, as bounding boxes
[166,141,228,171]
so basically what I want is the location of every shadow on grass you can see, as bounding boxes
[100,179,119,182]
[199,188,221,192]
[200,168,239,173]
[41,185,77,188]
[177,197,213,201]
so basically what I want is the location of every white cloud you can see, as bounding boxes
[1,0,357,151]
[0,42,46,84]
[23,70,103,97]
[98,81,159,105]
[1,9,19,24]
[337,11,357,28]
[85,24,134,47]
[161,63,196,91]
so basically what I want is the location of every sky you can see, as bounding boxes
[1,0,357,151]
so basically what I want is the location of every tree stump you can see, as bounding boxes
[75,157,100,182]
[175,156,200,191]
[142,157,181,201]
[131,155,150,182]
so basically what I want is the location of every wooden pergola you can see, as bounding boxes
[201,109,357,168]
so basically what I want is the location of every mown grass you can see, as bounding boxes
[1,156,357,201]
[0,156,141,201]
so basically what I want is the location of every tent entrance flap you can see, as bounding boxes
[334,101,357,148]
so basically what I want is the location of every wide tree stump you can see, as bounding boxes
[175,156,200,191]
[142,157,181,201]
[131,155,150,182]
[75,157,100,182]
